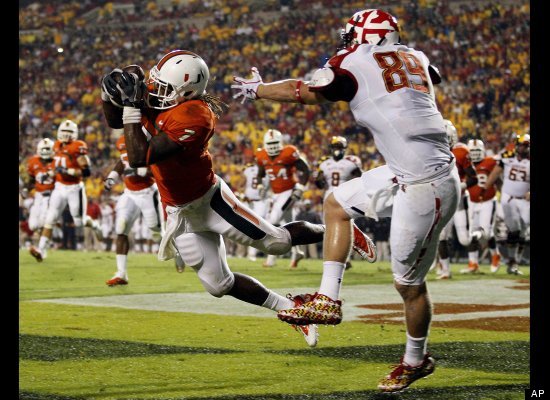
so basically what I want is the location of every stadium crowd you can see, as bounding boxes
[19,0,529,257]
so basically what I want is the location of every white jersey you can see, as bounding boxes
[319,155,362,196]
[243,164,268,201]
[325,43,452,184]
[500,155,530,197]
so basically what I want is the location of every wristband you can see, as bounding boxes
[122,106,142,124]
[137,167,148,177]
[67,168,76,176]
[295,80,305,104]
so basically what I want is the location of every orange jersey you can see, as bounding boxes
[53,140,88,184]
[116,136,154,191]
[468,156,497,202]
[452,143,473,181]
[26,155,55,193]
[141,100,216,206]
[256,145,300,194]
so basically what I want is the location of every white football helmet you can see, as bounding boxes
[37,138,54,160]
[263,129,283,157]
[467,139,485,163]
[340,9,400,48]
[444,119,458,148]
[57,119,78,143]
[146,50,210,110]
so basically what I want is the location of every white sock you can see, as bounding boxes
[261,290,293,311]
[468,251,479,264]
[265,254,277,266]
[38,236,50,254]
[319,261,346,300]
[439,258,450,274]
[247,247,257,257]
[403,332,427,366]
[116,254,128,279]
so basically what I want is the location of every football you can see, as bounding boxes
[106,64,145,107]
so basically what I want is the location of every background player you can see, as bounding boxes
[466,138,502,273]
[25,138,56,245]
[435,120,479,278]
[255,129,311,268]
[103,135,162,286]
[30,120,93,261]
[242,155,270,261]
[483,133,530,275]
[315,135,362,269]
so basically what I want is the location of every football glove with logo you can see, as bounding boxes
[231,67,263,104]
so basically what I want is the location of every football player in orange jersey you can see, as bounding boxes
[100,52,373,347]
[434,120,480,278]
[466,139,502,273]
[255,129,310,268]
[103,136,163,286]
[30,120,93,261]
[25,138,56,240]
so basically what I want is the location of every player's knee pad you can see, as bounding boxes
[455,230,471,247]
[115,218,131,236]
[197,269,235,298]
[28,219,39,232]
[261,226,292,255]
[507,230,521,245]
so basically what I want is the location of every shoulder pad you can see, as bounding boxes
[309,67,335,89]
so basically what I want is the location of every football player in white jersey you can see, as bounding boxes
[482,133,530,275]
[315,136,362,199]
[315,135,362,269]
[232,8,460,392]
[242,158,270,261]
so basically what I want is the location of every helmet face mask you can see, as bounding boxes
[146,50,210,110]
[340,9,400,50]
[57,120,78,143]
[467,139,485,163]
[37,138,54,160]
[330,136,347,160]
[263,129,283,157]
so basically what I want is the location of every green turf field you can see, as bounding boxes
[19,250,529,399]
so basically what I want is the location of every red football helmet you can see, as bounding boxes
[340,9,400,49]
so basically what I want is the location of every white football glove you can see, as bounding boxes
[104,178,116,191]
[231,67,263,104]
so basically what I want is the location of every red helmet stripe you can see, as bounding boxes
[157,50,199,70]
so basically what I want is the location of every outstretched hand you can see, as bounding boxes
[231,67,263,104]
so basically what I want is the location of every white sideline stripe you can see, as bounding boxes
[33,279,529,322]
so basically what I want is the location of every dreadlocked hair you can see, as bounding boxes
[198,93,229,119]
